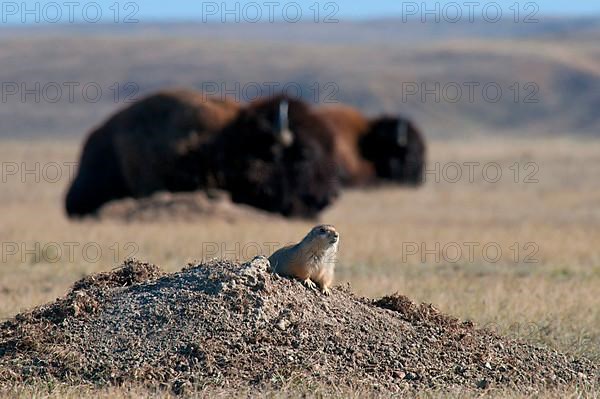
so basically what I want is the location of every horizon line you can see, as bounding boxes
[2,13,600,27]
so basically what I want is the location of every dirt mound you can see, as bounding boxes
[7,261,163,326]
[0,258,597,395]
[98,191,276,223]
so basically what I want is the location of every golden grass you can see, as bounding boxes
[1,137,599,397]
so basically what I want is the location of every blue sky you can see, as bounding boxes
[1,1,598,24]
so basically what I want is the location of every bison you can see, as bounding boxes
[65,89,239,217]
[316,104,426,186]
[207,95,340,218]
[66,91,340,219]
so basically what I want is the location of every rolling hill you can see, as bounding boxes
[1,18,599,139]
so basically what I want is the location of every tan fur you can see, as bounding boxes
[268,225,339,295]
[316,105,375,185]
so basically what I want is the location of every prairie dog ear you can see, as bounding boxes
[277,99,294,147]
[396,120,409,146]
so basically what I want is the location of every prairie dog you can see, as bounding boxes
[269,225,339,295]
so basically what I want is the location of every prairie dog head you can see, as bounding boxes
[303,224,340,255]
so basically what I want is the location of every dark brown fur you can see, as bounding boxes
[66,89,239,217]
[317,104,426,186]
[67,92,340,219]
[363,115,426,185]
[315,105,376,185]
[210,95,340,218]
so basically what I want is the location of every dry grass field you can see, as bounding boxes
[1,136,599,397]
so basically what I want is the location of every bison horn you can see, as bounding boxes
[278,100,294,147]
[396,120,409,146]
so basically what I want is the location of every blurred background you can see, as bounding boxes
[2,0,600,138]
[1,0,600,376]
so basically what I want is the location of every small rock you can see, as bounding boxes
[249,256,270,272]
[277,319,290,331]
[393,371,406,379]
[404,372,418,381]
[477,379,490,389]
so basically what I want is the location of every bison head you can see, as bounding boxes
[361,116,426,185]
[214,95,340,218]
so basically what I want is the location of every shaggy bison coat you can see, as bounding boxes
[316,104,376,185]
[65,89,239,217]
[66,91,340,219]
[317,104,426,186]
[209,95,340,218]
